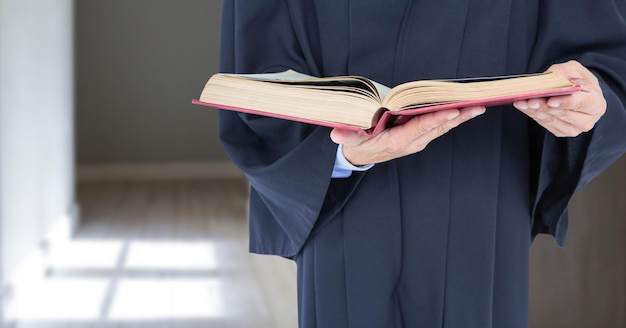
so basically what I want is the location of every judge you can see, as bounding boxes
[218,1,626,327]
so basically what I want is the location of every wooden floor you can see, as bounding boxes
[11,180,298,328]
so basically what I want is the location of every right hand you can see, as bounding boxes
[330,106,486,166]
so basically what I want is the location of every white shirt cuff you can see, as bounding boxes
[331,144,374,178]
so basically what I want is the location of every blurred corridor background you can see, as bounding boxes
[0,0,624,327]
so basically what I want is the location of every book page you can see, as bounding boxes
[371,80,391,99]
[381,72,574,111]
[226,69,316,81]
[224,70,385,103]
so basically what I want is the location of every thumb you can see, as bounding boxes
[546,60,588,86]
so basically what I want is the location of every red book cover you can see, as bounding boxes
[192,85,580,136]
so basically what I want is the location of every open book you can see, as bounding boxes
[192,70,580,136]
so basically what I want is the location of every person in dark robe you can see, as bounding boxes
[217,1,626,327]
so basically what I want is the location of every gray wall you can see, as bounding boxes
[530,155,626,328]
[75,0,226,164]
[0,0,74,301]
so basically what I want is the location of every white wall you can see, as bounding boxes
[0,0,75,312]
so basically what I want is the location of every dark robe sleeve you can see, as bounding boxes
[529,0,626,246]
[218,0,343,257]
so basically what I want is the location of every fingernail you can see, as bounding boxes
[517,103,528,110]
[447,111,460,120]
[472,108,486,118]
[548,100,560,108]
[530,102,540,109]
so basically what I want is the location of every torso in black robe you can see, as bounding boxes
[218,1,626,327]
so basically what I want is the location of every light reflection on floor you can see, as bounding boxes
[7,276,108,321]
[5,239,224,324]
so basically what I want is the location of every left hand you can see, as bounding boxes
[513,60,606,137]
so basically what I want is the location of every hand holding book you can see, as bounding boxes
[331,105,486,166]
[512,60,606,138]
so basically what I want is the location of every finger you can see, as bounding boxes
[544,92,603,131]
[516,98,558,118]
[519,93,595,123]
[513,100,530,110]
[331,107,465,146]
[523,105,565,127]
[547,91,605,118]
[524,106,590,137]
[546,93,590,113]
[460,105,487,118]
[404,106,485,136]
[528,60,606,137]
[439,106,486,136]
[519,106,570,136]
[408,108,462,135]
[403,106,485,152]
[330,128,369,146]
[514,98,549,111]
[355,109,460,156]
[542,107,596,133]
[527,98,548,110]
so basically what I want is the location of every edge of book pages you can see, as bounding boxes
[192,85,580,137]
